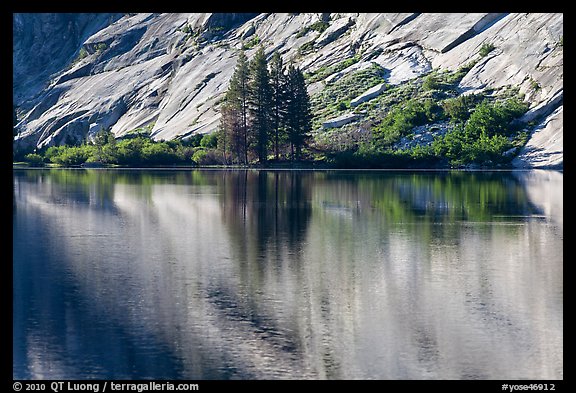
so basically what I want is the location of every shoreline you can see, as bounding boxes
[12,163,564,172]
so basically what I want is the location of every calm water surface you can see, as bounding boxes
[13,169,563,380]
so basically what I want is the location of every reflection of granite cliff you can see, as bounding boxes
[13,13,562,168]
[514,170,563,229]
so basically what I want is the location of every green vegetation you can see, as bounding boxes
[304,54,361,83]
[372,98,442,148]
[295,20,330,38]
[74,47,89,63]
[18,39,534,170]
[311,63,387,127]
[298,40,316,56]
[95,42,108,52]
[310,61,530,168]
[23,153,44,166]
[180,24,192,34]
[241,35,261,50]
[19,127,219,167]
[479,42,496,57]
[219,47,312,164]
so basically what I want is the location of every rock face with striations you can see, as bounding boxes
[13,13,563,168]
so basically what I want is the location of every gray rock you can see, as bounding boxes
[315,16,355,48]
[322,113,360,129]
[503,147,518,157]
[512,105,563,169]
[239,24,256,39]
[13,13,123,104]
[350,82,387,107]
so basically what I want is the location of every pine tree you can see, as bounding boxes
[248,46,272,164]
[221,50,250,164]
[218,103,238,164]
[269,51,287,160]
[218,49,313,165]
[285,65,312,161]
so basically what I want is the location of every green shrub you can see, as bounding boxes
[24,153,44,166]
[305,55,361,83]
[50,146,91,166]
[298,40,316,56]
[309,21,329,33]
[200,133,218,149]
[242,35,260,50]
[374,98,442,147]
[432,124,512,167]
[184,133,204,147]
[296,21,329,38]
[479,43,495,57]
[191,149,208,165]
[44,146,67,163]
[464,98,528,139]
[95,42,107,52]
[191,148,221,165]
[442,94,478,123]
[336,101,349,111]
[462,133,511,165]
[423,74,441,91]
[141,142,179,164]
[116,138,145,165]
[78,47,88,59]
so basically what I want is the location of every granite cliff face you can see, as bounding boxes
[13,13,563,168]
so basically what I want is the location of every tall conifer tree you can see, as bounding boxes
[248,46,272,163]
[221,50,250,164]
[269,51,286,160]
[218,50,312,164]
[285,65,312,161]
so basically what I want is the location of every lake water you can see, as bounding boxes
[13,169,563,380]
